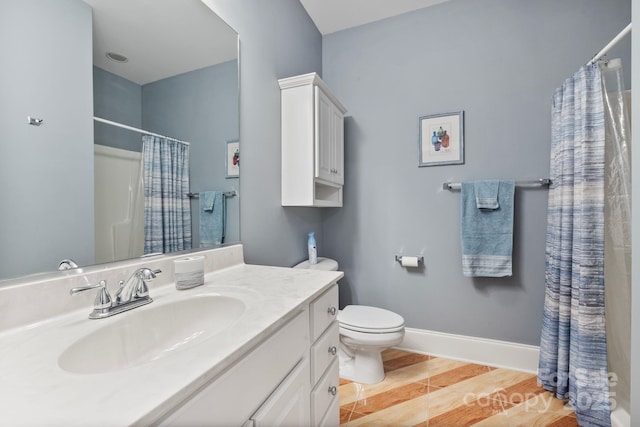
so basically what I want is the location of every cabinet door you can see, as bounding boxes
[250,359,310,427]
[158,310,309,426]
[315,86,334,183]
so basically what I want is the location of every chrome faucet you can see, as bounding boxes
[115,267,161,304]
[70,268,161,319]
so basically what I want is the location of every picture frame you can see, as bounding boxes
[418,111,464,167]
[225,140,239,178]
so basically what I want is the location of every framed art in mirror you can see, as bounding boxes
[226,140,240,178]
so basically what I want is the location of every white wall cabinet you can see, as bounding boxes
[280,73,347,207]
[159,284,340,427]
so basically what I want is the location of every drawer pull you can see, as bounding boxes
[328,346,337,356]
[328,386,337,396]
[327,306,337,316]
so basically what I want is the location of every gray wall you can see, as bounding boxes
[205,0,324,266]
[143,61,240,245]
[93,67,142,152]
[0,0,94,279]
[321,0,631,346]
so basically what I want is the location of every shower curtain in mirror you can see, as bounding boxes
[142,135,192,254]
[538,64,610,427]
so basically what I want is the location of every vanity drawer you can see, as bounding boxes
[311,321,339,384]
[311,358,339,426]
[310,285,338,342]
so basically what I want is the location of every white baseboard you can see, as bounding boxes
[396,327,540,374]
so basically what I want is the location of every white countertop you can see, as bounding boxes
[0,263,343,426]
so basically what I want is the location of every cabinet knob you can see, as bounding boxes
[328,386,337,396]
[328,346,337,356]
[327,306,337,316]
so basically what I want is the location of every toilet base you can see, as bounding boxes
[338,345,385,384]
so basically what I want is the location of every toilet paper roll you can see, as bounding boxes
[174,256,205,290]
[401,256,420,268]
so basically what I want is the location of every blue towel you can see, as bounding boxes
[201,191,216,212]
[460,180,515,277]
[474,180,500,210]
[199,191,225,246]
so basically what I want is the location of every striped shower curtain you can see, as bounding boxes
[142,135,192,254]
[538,64,610,426]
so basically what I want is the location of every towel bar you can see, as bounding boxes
[442,178,551,191]
[187,190,237,198]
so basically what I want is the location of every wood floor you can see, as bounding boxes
[339,349,579,426]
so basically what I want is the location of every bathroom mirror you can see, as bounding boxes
[0,0,239,282]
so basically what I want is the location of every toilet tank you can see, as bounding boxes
[293,257,338,271]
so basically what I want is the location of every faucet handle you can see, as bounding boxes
[70,280,112,310]
[134,268,161,298]
[136,268,162,281]
[58,258,79,271]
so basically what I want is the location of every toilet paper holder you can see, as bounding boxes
[395,255,424,265]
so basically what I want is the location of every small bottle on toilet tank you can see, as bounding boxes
[308,232,318,265]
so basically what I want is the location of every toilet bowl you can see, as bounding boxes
[338,304,405,384]
[293,257,405,384]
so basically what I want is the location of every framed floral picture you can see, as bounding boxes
[226,140,239,178]
[418,111,464,167]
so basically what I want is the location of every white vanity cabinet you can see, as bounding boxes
[159,284,340,427]
[279,73,347,207]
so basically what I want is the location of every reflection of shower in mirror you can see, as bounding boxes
[94,144,144,263]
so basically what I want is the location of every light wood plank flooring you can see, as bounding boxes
[339,349,578,426]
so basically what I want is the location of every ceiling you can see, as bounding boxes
[83,0,447,85]
[83,0,237,85]
[299,0,450,35]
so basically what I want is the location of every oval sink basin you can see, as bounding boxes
[59,295,245,374]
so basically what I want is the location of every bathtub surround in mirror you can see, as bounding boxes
[0,0,239,281]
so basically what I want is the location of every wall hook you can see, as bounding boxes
[28,116,44,126]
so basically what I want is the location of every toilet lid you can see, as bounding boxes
[338,305,405,333]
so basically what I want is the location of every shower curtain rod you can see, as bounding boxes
[93,117,190,146]
[587,23,632,65]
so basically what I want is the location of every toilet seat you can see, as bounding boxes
[338,305,405,334]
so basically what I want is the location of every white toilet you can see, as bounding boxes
[294,257,405,384]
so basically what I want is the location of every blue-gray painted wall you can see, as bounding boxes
[93,66,142,152]
[206,0,324,265]
[320,0,631,346]
[0,0,94,279]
